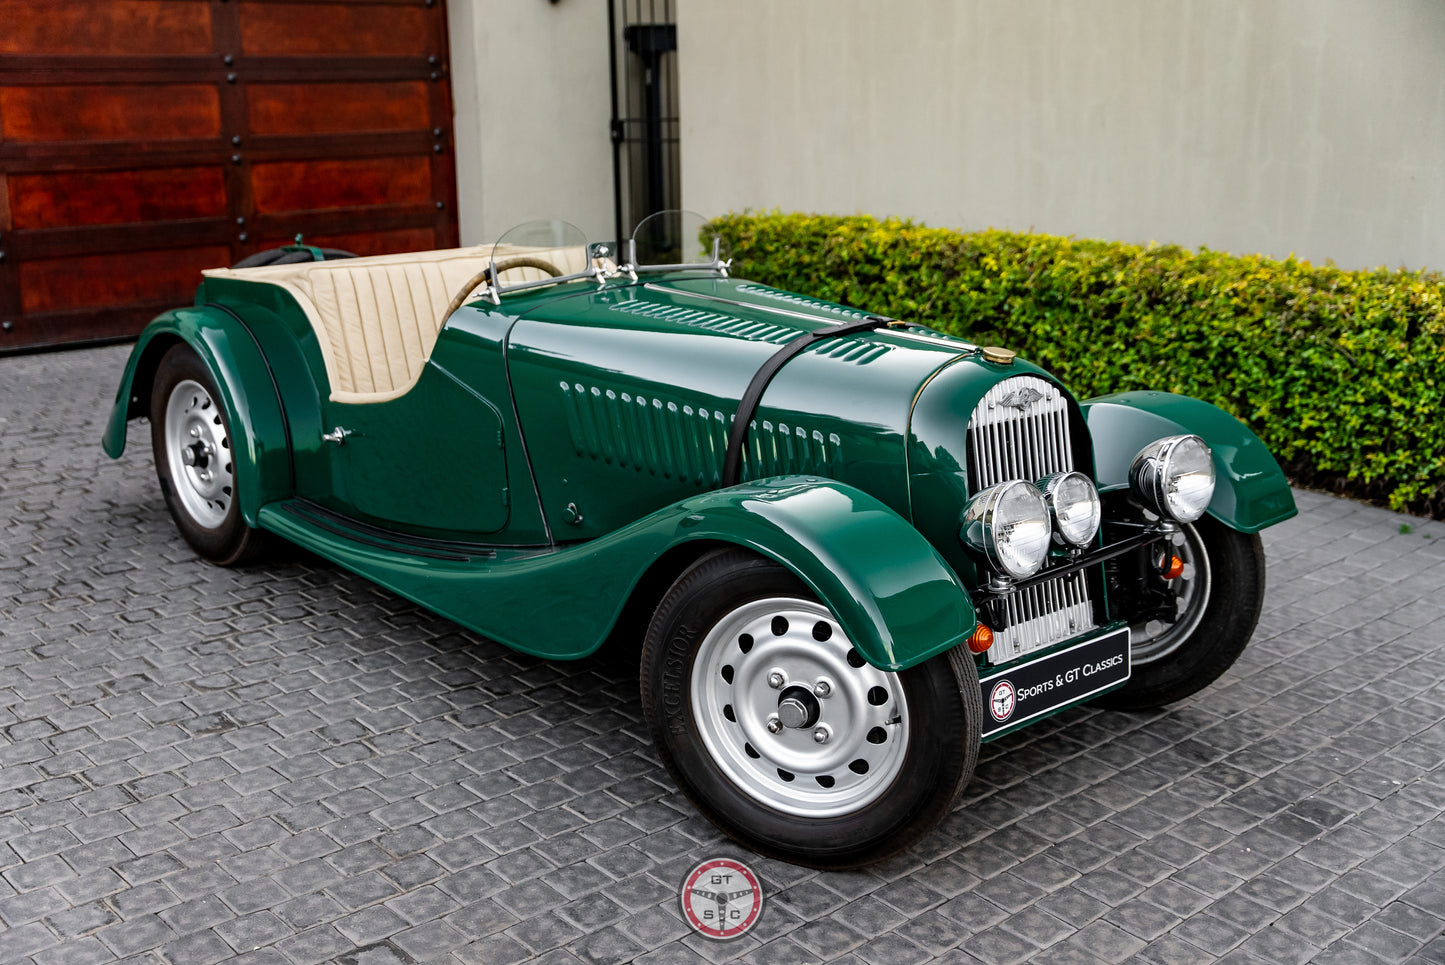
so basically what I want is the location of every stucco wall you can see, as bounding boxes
[677,1,1445,271]
[448,0,614,247]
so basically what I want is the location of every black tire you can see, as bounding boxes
[230,247,356,269]
[1093,515,1265,710]
[149,345,269,565]
[640,548,982,869]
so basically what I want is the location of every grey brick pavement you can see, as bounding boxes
[2,344,1443,964]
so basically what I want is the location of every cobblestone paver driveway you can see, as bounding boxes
[2,345,1443,965]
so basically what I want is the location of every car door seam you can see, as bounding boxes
[501,315,555,546]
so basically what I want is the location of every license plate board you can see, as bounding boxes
[978,625,1131,739]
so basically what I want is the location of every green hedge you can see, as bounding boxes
[708,212,1445,517]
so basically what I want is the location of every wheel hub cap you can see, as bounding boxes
[163,379,234,530]
[690,597,910,817]
[776,687,819,729]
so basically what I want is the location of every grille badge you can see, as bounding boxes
[999,386,1044,411]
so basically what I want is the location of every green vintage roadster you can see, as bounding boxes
[104,214,1296,868]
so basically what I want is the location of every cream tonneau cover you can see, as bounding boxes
[203,244,591,404]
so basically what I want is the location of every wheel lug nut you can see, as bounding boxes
[767,716,783,734]
[812,726,830,744]
[814,679,832,698]
[767,671,785,690]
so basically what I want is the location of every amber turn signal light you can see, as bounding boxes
[1162,554,1185,580]
[967,624,995,654]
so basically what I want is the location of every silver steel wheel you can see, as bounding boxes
[690,597,910,818]
[163,379,234,530]
[1131,523,1212,665]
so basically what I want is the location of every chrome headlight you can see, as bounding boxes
[960,480,1052,579]
[1039,471,1101,547]
[1129,434,1216,523]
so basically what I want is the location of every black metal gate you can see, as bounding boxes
[608,0,679,246]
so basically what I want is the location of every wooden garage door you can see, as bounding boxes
[0,0,458,352]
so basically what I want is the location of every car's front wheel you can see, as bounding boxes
[1094,515,1265,710]
[149,344,269,565]
[641,548,981,869]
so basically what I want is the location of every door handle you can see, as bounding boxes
[321,426,354,445]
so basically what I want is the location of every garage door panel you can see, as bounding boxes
[0,0,457,351]
[10,167,228,230]
[20,245,232,314]
[248,81,430,136]
[240,3,429,58]
[0,0,213,57]
[0,85,221,142]
[11,221,233,261]
[252,156,432,214]
[251,201,435,241]
[260,227,436,257]
[10,304,180,348]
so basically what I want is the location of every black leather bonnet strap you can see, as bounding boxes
[721,316,898,488]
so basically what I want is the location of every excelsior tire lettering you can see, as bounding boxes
[662,625,698,717]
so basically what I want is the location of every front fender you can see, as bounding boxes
[675,477,976,671]
[102,306,290,527]
[257,475,976,671]
[1081,391,1296,533]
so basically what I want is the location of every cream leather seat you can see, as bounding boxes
[204,244,591,404]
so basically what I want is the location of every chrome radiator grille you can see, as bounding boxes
[967,376,1075,491]
[966,375,1096,662]
[989,573,1096,662]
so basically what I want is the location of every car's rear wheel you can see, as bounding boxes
[640,548,981,869]
[150,345,269,565]
[1094,515,1264,710]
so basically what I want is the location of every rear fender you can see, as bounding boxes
[1081,391,1297,533]
[102,307,290,526]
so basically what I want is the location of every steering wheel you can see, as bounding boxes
[443,256,564,319]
